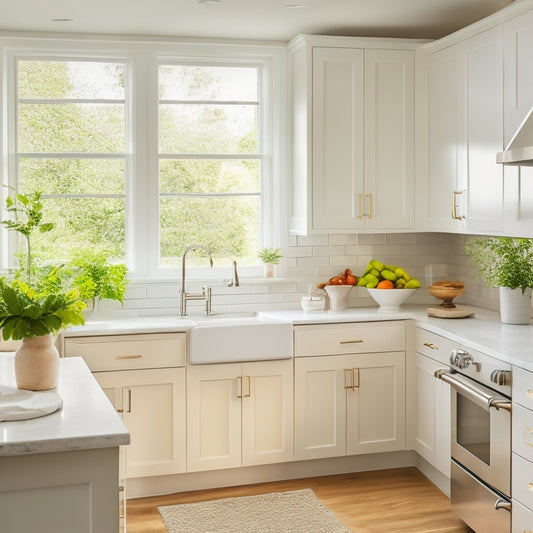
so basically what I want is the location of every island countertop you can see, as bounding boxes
[0,354,130,456]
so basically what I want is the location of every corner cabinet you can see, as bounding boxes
[416,26,504,234]
[186,359,293,472]
[293,321,406,461]
[289,35,417,234]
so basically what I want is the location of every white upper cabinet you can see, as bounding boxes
[503,10,533,237]
[417,26,504,234]
[289,36,417,234]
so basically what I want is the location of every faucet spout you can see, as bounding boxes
[180,244,214,317]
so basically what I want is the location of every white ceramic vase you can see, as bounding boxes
[499,287,532,325]
[264,263,274,278]
[15,334,59,391]
[324,285,353,311]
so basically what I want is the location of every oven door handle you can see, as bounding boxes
[434,369,512,413]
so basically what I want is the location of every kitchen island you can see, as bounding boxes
[0,354,130,533]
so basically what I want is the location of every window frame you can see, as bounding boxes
[1,37,287,281]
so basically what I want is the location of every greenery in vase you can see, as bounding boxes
[68,249,128,304]
[257,247,283,265]
[0,190,86,340]
[465,236,533,293]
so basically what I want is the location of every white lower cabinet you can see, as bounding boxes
[186,359,293,472]
[294,352,405,460]
[412,328,454,477]
[63,333,187,480]
[414,353,451,477]
[512,365,533,532]
[94,367,186,478]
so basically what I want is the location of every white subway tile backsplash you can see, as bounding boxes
[296,256,330,268]
[312,245,345,257]
[297,235,329,246]
[114,232,500,316]
[329,234,358,245]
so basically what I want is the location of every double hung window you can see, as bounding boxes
[14,58,128,263]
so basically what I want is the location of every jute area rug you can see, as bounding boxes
[157,488,352,533]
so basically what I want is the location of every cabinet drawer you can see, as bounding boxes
[512,499,533,533]
[294,321,404,356]
[514,366,533,411]
[513,403,533,464]
[63,333,186,371]
[414,328,457,366]
[513,453,533,512]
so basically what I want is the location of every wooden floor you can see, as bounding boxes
[126,467,472,532]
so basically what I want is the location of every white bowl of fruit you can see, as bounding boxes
[358,260,420,310]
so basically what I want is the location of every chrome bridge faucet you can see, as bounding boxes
[180,244,213,317]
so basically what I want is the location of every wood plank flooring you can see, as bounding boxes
[126,467,472,532]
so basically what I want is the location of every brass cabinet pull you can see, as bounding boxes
[344,368,359,390]
[525,427,533,447]
[237,376,243,399]
[367,193,374,219]
[344,368,354,390]
[116,408,124,413]
[127,389,132,413]
[340,339,363,345]
[358,194,364,219]
[244,375,251,398]
[527,482,533,491]
[527,389,533,400]
[115,354,142,360]
[452,190,465,220]
[423,342,438,350]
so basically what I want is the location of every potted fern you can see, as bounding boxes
[465,236,533,324]
[68,249,128,313]
[0,191,86,390]
[257,247,283,278]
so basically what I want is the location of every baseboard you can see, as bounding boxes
[126,450,418,499]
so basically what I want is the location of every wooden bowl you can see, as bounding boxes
[427,281,464,308]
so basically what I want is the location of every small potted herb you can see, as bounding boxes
[257,247,283,278]
[465,236,533,324]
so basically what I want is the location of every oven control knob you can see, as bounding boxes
[490,370,512,387]
[449,349,481,371]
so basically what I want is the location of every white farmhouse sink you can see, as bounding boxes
[188,312,293,364]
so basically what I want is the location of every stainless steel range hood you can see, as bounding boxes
[497,106,533,166]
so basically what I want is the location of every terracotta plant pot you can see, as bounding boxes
[15,334,60,391]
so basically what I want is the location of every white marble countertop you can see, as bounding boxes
[0,355,130,456]
[61,304,533,372]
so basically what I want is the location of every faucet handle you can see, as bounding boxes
[202,286,212,316]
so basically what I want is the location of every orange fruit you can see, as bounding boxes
[377,280,394,289]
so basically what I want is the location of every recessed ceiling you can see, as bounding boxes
[0,0,515,42]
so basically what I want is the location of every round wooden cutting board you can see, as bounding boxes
[427,305,474,319]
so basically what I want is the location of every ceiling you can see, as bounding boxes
[0,0,515,42]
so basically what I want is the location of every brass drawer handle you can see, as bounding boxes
[237,376,243,399]
[527,389,533,400]
[340,339,363,345]
[358,194,363,219]
[527,482,533,491]
[423,342,438,350]
[526,427,533,447]
[115,354,142,360]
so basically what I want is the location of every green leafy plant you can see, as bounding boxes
[257,247,284,265]
[465,237,533,293]
[0,190,86,340]
[69,249,128,304]
[0,279,85,340]
[1,190,53,284]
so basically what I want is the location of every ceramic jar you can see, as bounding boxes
[15,334,59,391]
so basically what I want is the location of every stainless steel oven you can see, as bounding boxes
[435,348,512,532]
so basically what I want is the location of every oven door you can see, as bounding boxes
[435,370,511,497]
